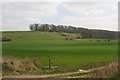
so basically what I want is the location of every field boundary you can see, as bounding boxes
[3,61,118,78]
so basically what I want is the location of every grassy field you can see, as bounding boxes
[2,31,118,67]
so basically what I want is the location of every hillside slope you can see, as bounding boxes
[2,32,65,41]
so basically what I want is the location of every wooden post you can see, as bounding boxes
[49,59,51,69]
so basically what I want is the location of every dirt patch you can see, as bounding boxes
[58,33,81,40]
[2,57,38,71]
[42,66,60,69]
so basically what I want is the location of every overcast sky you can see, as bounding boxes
[2,0,118,31]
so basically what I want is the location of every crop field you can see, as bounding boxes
[2,31,118,67]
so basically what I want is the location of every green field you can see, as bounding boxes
[2,31,118,66]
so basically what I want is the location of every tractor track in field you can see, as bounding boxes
[3,61,118,78]
[3,71,92,78]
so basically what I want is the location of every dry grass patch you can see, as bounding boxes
[2,56,38,72]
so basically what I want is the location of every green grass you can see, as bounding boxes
[2,31,118,66]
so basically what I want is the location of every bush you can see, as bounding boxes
[1,37,11,42]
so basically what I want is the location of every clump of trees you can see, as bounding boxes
[30,23,119,39]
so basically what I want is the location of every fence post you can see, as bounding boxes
[49,59,51,69]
